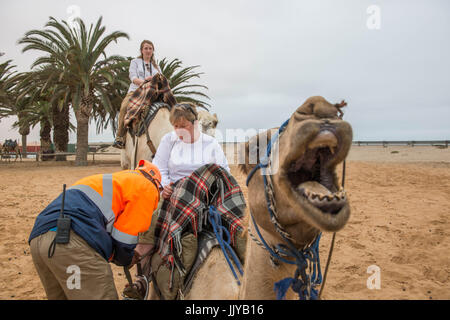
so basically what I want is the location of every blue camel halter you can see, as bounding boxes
[246,119,323,300]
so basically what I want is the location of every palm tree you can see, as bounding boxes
[17,68,74,160]
[159,58,210,109]
[18,16,129,165]
[52,101,71,161]
[0,60,17,119]
[0,61,31,156]
[13,99,53,159]
[92,57,131,136]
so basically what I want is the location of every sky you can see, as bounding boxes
[0,0,449,144]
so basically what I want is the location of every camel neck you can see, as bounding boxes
[240,219,297,299]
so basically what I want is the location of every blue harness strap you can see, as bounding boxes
[208,205,244,285]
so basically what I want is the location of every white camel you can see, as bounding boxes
[197,110,218,137]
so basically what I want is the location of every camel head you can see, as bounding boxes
[198,110,218,137]
[240,96,353,248]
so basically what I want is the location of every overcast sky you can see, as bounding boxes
[1,0,449,143]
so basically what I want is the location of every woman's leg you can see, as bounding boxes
[114,92,134,148]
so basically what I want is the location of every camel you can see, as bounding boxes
[1,139,22,162]
[120,104,173,170]
[121,109,220,170]
[197,110,218,137]
[145,96,353,300]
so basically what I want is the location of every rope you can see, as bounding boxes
[318,232,336,299]
[208,205,244,285]
[318,159,346,299]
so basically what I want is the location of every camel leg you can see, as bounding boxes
[120,133,133,170]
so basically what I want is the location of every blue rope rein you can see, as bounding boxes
[246,118,323,300]
[208,205,244,286]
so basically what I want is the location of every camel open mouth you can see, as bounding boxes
[286,128,347,215]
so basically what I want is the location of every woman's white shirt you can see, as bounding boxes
[153,131,230,187]
[128,58,160,93]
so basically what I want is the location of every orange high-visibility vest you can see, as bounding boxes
[69,170,159,247]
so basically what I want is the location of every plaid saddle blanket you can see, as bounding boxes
[124,73,177,128]
[154,163,247,274]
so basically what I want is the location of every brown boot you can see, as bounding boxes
[112,137,125,149]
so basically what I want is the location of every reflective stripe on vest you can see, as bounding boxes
[111,227,138,245]
[69,174,115,233]
[68,174,138,245]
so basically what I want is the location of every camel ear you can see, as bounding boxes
[213,113,218,120]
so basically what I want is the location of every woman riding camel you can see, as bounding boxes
[113,40,161,149]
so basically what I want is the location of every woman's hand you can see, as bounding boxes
[162,183,174,199]
[145,75,153,81]
[132,78,144,86]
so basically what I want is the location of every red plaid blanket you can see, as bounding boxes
[154,163,246,275]
[124,73,176,127]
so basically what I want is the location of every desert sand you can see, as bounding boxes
[0,145,449,300]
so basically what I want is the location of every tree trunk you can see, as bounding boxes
[74,99,92,166]
[21,134,27,158]
[40,119,53,161]
[52,103,69,161]
[18,123,30,159]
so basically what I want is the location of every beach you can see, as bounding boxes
[0,145,449,300]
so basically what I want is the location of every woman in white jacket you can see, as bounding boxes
[113,40,161,149]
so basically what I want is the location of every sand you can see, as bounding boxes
[0,145,449,300]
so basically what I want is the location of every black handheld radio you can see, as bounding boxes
[55,184,71,243]
[48,184,71,258]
